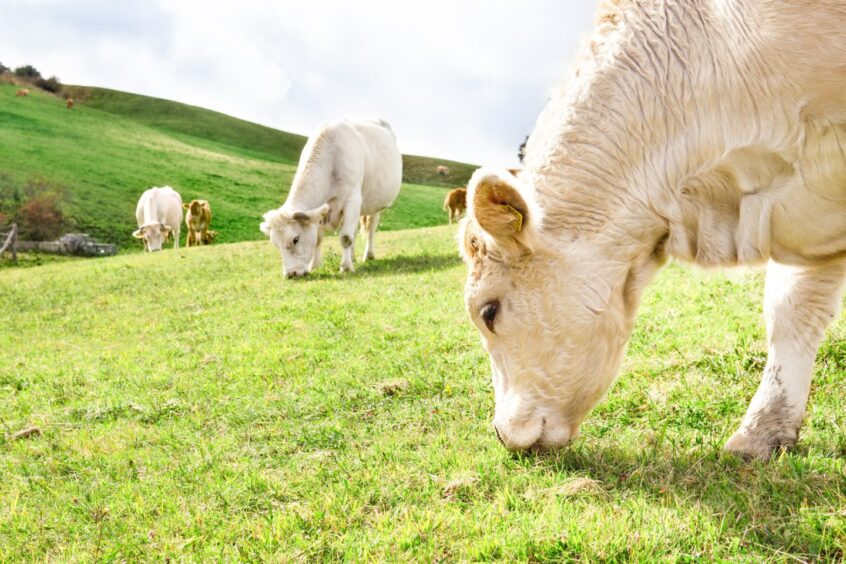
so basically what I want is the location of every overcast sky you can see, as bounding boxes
[1,1,596,166]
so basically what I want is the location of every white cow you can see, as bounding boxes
[460,0,846,460]
[133,186,183,252]
[261,118,402,278]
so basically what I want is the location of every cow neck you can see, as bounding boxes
[524,1,775,261]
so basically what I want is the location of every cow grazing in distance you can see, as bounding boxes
[443,188,467,225]
[66,98,74,110]
[437,165,450,176]
[261,118,402,278]
[459,0,846,461]
[133,186,183,252]
[183,199,212,247]
[15,89,28,97]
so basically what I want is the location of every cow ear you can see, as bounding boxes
[132,229,144,239]
[162,224,172,234]
[468,169,530,241]
[307,203,330,223]
[260,208,283,235]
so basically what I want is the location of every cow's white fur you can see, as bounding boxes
[133,186,183,252]
[261,118,402,277]
[460,0,846,459]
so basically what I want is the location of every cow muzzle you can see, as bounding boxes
[493,413,573,452]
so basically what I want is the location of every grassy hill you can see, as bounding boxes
[0,84,476,248]
[1,226,845,560]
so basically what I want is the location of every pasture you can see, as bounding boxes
[0,84,475,247]
[2,226,845,560]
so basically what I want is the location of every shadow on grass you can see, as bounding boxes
[295,252,462,282]
[512,442,845,558]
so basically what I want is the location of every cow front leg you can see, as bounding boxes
[725,260,846,460]
[339,198,361,273]
[309,229,324,272]
[362,212,380,261]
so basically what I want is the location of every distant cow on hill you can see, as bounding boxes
[184,199,212,247]
[66,98,74,110]
[133,186,183,252]
[15,89,29,97]
[437,165,450,176]
[443,188,467,225]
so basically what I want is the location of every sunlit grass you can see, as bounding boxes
[1,225,845,560]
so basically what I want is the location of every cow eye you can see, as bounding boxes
[480,300,500,332]
[292,236,300,245]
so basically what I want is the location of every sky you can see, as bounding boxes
[1,1,596,166]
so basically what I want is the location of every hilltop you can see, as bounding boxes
[0,83,477,247]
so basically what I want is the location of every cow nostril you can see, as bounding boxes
[493,425,505,446]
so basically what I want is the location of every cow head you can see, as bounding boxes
[184,199,210,218]
[260,204,330,278]
[459,168,663,451]
[133,222,172,252]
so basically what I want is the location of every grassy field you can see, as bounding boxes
[0,84,475,247]
[2,225,845,561]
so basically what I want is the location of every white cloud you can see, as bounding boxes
[0,0,595,165]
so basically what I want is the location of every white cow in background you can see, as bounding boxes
[459,0,846,460]
[261,118,402,278]
[133,186,183,252]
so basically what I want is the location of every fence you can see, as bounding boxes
[0,223,17,262]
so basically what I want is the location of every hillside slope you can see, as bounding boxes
[0,84,476,247]
[72,86,480,188]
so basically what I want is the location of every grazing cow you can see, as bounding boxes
[261,118,401,278]
[459,0,846,460]
[437,165,450,176]
[443,188,467,225]
[183,199,212,247]
[15,89,28,97]
[133,186,183,252]
[66,98,74,110]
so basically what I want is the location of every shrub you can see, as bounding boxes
[35,75,62,93]
[0,176,69,240]
[14,65,41,80]
[0,62,8,74]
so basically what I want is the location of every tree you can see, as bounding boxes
[36,75,62,93]
[14,64,41,80]
[0,61,8,74]
[518,135,529,164]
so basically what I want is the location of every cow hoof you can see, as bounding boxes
[724,428,796,462]
[340,262,355,273]
[364,252,375,261]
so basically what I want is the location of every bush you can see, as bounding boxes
[0,175,68,240]
[14,65,41,80]
[35,75,62,93]
[0,62,8,74]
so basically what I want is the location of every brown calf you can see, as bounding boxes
[183,199,212,247]
[443,187,467,225]
[437,165,450,176]
[15,89,29,97]
[66,98,74,110]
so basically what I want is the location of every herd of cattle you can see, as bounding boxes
[133,116,475,278]
[18,0,846,462]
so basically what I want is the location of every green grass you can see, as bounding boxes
[0,84,474,248]
[2,226,845,561]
